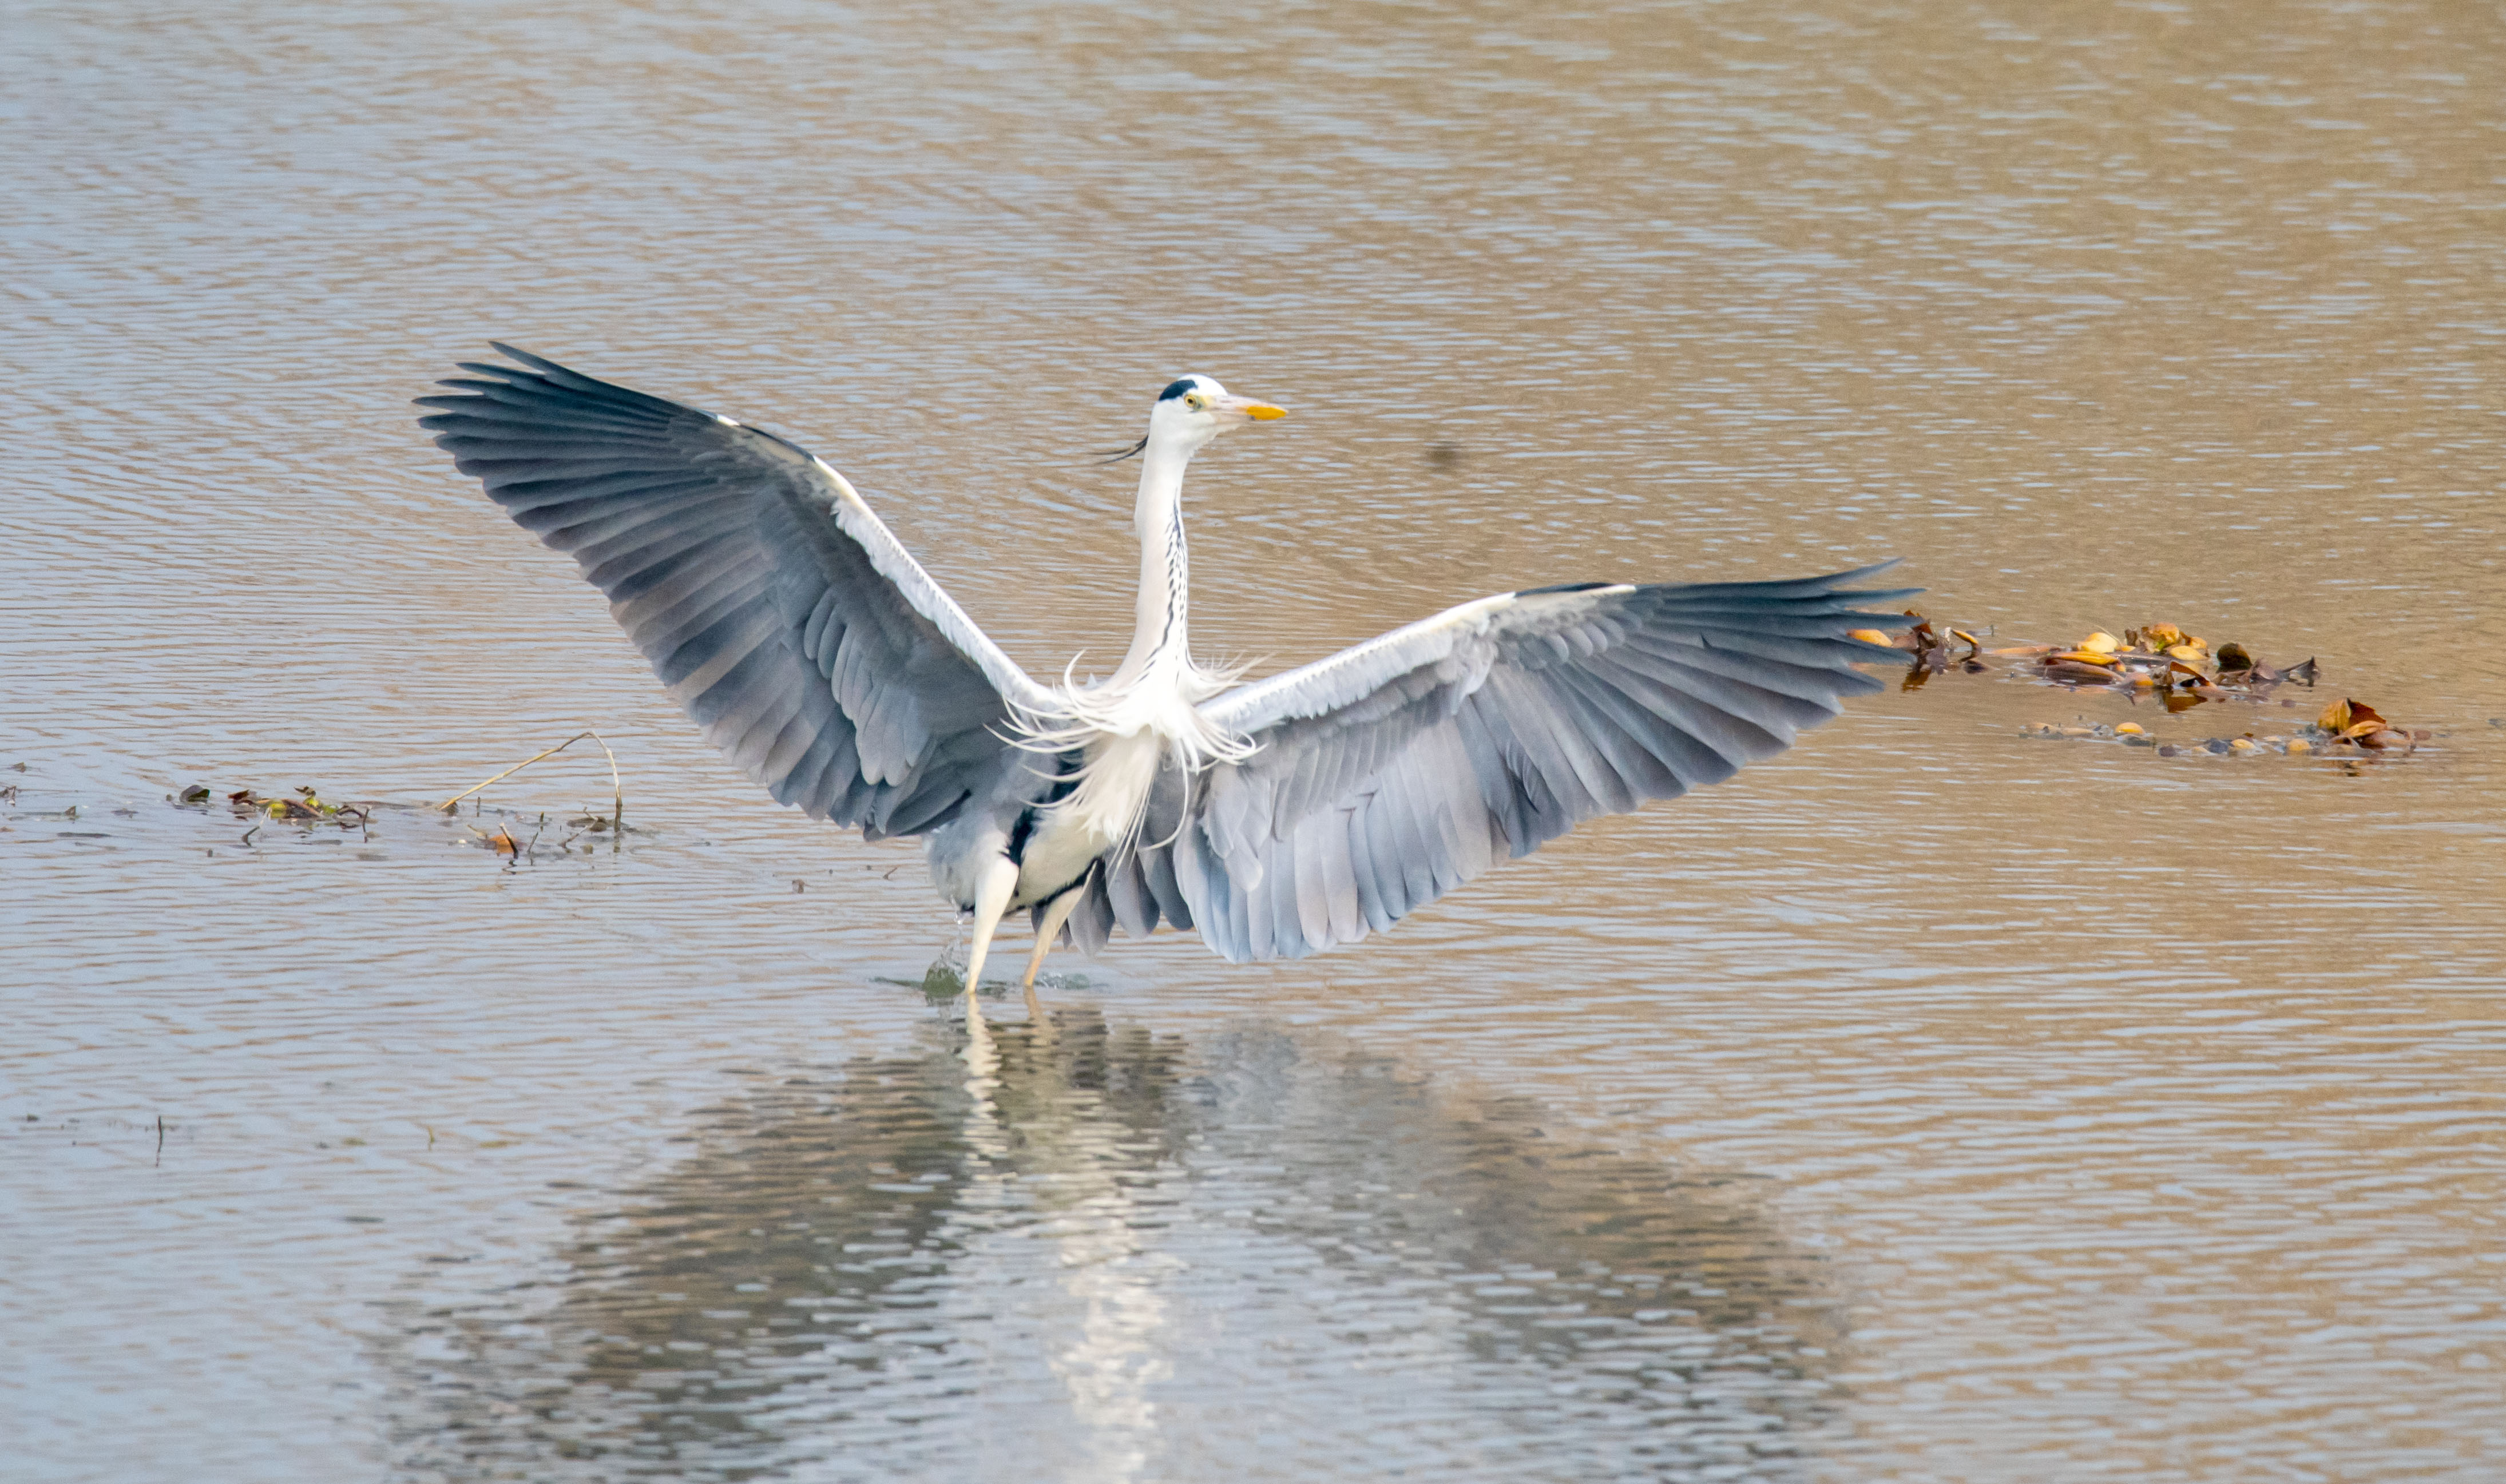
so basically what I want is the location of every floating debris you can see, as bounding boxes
[2020,705,2432,760]
[441,729,624,830]
[1910,610,2432,763]
[1889,609,2359,723]
[196,784,378,827]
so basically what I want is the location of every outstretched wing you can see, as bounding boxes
[418,344,1057,839]
[1078,565,1917,962]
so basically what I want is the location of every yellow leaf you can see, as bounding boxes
[1846,629,1893,646]
[2080,632,2122,654]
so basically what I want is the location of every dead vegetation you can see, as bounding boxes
[1873,613,2429,761]
[152,729,632,860]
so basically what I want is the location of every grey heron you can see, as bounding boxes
[421,346,1915,1007]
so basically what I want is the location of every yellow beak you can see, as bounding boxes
[1244,402,1288,422]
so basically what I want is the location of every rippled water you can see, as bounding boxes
[5,1,2503,1479]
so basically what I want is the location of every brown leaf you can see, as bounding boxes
[2044,660,2119,684]
[2320,698,2386,734]
[2216,643,2255,672]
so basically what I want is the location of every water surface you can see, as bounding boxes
[4,1,2503,1479]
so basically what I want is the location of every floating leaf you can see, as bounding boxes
[2142,622,2187,649]
[2080,632,2122,654]
[2318,698,2377,733]
[2114,723,2145,735]
[467,824,522,856]
[2047,650,2122,667]
[2215,643,2254,672]
[178,784,210,803]
[2044,660,2119,684]
[1847,628,1894,646]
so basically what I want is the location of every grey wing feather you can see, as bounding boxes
[1105,564,1917,962]
[418,344,1053,839]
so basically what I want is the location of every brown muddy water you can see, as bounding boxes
[4,2,2503,1479]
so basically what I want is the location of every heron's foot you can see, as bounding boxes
[1018,882,1087,1023]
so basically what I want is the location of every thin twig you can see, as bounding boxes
[439,730,625,827]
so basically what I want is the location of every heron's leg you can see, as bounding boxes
[1020,882,1088,1018]
[960,855,1020,1005]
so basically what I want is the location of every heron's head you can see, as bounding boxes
[1139,374,1287,456]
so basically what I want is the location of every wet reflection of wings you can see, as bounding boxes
[386,1015,1841,1481]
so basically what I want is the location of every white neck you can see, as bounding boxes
[1113,434,1195,686]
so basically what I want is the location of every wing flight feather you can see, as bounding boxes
[1087,564,1917,961]
[418,344,1050,839]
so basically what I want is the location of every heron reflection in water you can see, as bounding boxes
[387,1011,1844,1480]
[422,348,1914,1007]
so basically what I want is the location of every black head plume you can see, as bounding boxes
[1091,433,1149,465]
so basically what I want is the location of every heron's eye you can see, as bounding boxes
[1184,392,1208,411]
